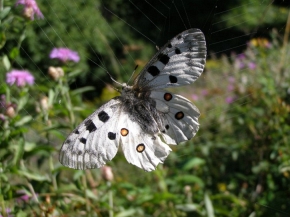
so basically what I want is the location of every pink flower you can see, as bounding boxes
[237,53,245,60]
[228,76,235,84]
[16,190,38,203]
[201,89,208,96]
[15,0,43,20]
[6,70,34,87]
[248,62,256,70]
[226,96,235,104]
[191,94,199,101]
[49,48,80,63]
[227,84,234,91]
[0,208,13,217]
[238,62,245,69]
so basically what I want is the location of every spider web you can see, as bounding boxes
[2,0,290,216]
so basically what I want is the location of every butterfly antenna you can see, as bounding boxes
[106,71,123,86]
[127,65,138,85]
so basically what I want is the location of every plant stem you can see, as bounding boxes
[82,174,91,214]
[108,181,113,217]
[49,156,58,190]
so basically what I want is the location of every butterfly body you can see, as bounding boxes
[60,29,206,171]
[120,84,164,136]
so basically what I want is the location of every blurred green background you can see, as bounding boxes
[0,0,290,216]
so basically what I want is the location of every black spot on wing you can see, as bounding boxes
[158,53,170,65]
[98,110,110,122]
[175,48,181,54]
[74,129,80,134]
[165,125,169,130]
[79,138,87,144]
[169,75,178,83]
[147,66,160,76]
[108,132,116,140]
[177,35,182,40]
[167,43,172,48]
[84,119,97,132]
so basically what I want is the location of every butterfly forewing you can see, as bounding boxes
[134,28,206,90]
[59,98,123,169]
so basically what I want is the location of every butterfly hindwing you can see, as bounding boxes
[59,98,123,169]
[116,111,172,171]
[135,28,206,90]
[150,91,200,144]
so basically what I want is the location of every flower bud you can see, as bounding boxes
[6,106,15,118]
[48,66,64,81]
[40,96,49,111]
[101,166,114,182]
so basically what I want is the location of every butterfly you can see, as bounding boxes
[59,28,206,171]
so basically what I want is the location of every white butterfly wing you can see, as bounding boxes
[116,111,172,171]
[59,98,123,170]
[135,28,206,90]
[150,91,200,145]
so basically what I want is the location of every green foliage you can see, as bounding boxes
[0,0,290,217]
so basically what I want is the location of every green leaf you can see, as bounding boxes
[0,31,6,49]
[176,175,205,187]
[85,189,99,200]
[9,47,20,60]
[24,142,37,152]
[176,203,198,212]
[17,170,50,181]
[12,139,25,166]
[56,184,79,193]
[2,55,10,70]
[183,157,206,170]
[16,210,28,217]
[48,89,55,107]
[204,192,215,217]
[15,116,33,127]
[71,86,95,96]
[0,7,11,19]
[68,69,83,78]
[115,209,139,217]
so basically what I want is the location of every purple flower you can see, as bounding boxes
[0,208,13,217]
[228,76,235,84]
[0,95,6,108]
[6,70,34,87]
[227,84,234,91]
[237,53,245,60]
[15,0,44,20]
[238,62,245,69]
[0,114,6,121]
[248,62,256,70]
[49,48,80,63]
[191,94,199,101]
[201,89,208,96]
[226,96,235,104]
